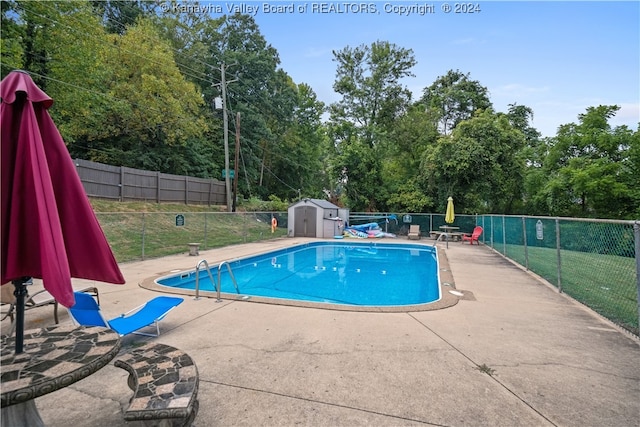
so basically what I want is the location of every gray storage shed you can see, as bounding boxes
[287,199,349,238]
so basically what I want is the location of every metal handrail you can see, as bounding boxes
[194,259,240,302]
[194,259,216,301]
[217,261,240,302]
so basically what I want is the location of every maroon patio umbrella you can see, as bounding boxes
[1,70,125,352]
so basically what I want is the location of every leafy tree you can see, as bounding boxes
[68,17,208,171]
[335,138,384,211]
[507,103,540,144]
[39,1,114,146]
[269,83,327,200]
[505,103,548,214]
[330,40,415,147]
[1,0,24,77]
[329,41,416,210]
[90,0,156,34]
[624,128,640,217]
[420,69,492,135]
[7,0,54,88]
[383,105,438,212]
[200,13,302,199]
[541,106,637,218]
[420,109,525,214]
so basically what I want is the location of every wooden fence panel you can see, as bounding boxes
[122,167,159,201]
[75,158,121,200]
[74,159,226,205]
[159,173,187,203]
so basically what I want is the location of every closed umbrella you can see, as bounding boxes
[1,70,125,353]
[445,196,455,224]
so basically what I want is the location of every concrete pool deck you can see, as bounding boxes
[4,238,639,426]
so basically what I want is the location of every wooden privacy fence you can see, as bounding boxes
[74,159,226,205]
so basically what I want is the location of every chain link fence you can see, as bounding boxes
[477,215,639,336]
[95,211,639,336]
[348,212,478,237]
[96,212,289,262]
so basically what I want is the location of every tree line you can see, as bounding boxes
[1,1,638,219]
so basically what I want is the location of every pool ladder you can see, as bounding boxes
[194,259,239,302]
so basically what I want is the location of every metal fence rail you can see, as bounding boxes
[477,215,639,336]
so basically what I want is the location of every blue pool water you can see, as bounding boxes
[156,242,441,307]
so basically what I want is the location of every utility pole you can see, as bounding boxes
[213,63,237,212]
[233,112,240,212]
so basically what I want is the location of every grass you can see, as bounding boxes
[476,364,496,376]
[91,200,288,262]
[498,243,638,336]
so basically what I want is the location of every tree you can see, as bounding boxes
[420,69,492,135]
[330,40,416,147]
[270,83,327,200]
[7,0,54,88]
[200,13,303,199]
[383,105,439,212]
[420,109,525,214]
[541,106,636,218]
[1,0,24,78]
[41,1,114,146]
[624,128,640,218]
[329,41,416,210]
[90,0,156,34]
[69,17,208,171]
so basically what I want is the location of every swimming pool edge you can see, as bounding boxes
[138,241,463,313]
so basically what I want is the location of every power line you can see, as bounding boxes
[5,4,323,196]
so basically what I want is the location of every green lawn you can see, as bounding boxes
[91,201,288,262]
[503,244,637,336]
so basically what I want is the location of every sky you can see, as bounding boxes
[205,1,639,137]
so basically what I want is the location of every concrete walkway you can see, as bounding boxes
[6,238,639,426]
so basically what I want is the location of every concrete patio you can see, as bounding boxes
[4,238,639,426]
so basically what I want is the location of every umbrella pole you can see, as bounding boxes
[12,277,30,354]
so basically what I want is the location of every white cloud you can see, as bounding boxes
[615,103,640,123]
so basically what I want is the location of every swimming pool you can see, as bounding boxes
[155,241,441,307]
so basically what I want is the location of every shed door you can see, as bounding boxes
[294,206,317,237]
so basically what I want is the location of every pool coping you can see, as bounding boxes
[140,240,467,312]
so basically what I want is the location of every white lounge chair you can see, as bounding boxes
[408,225,421,240]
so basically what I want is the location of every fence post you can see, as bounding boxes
[490,216,494,249]
[204,213,208,250]
[502,215,506,255]
[185,175,189,204]
[635,221,640,335]
[141,212,146,261]
[119,167,124,202]
[522,217,529,270]
[156,172,161,203]
[556,218,562,292]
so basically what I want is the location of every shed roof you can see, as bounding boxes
[290,198,339,210]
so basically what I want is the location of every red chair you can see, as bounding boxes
[462,226,483,245]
